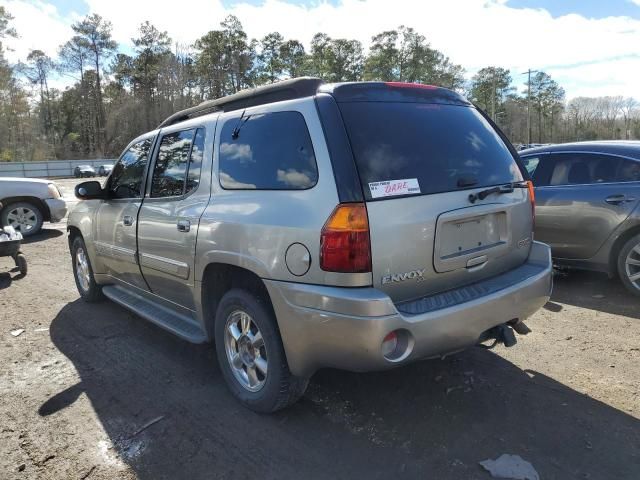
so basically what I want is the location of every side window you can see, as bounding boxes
[186,128,205,193]
[547,153,620,186]
[521,156,540,177]
[110,138,153,198]
[219,111,318,190]
[151,130,194,198]
[616,159,640,182]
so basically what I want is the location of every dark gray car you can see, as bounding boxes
[520,141,640,295]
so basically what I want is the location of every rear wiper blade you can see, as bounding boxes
[468,182,528,204]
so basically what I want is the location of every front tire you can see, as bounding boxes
[617,233,640,296]
[71,236,103,302]
[1,201,44,237]
[214,288,307,413]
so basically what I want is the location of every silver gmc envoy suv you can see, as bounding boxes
[68,78,553,412]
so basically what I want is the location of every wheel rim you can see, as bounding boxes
[6,206,37,234]
[625,243,640,290]
[75,247,91,292]
[224,310,268,392]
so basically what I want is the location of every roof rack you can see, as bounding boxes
[158,77,323,128]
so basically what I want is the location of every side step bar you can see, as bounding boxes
[102,285,208,343]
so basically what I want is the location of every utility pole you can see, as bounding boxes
[521,69,539,145]
[491,71,496,122]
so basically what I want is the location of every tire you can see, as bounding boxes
[214,288,308,413]
[1,201,44,237]
[617,233,640,296]
[71,236,103,302]
[16,253,27,276]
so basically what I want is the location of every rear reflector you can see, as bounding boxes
[320,203,372,273]
[384,81,438,90]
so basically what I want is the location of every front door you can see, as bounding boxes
[531,152,640,259]
[94,137,154,290]
[137,127,210,310]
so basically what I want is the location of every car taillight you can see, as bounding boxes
[527,180,535,226]
[320,203,371,273]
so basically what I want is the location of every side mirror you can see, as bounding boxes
[75,181,105,200]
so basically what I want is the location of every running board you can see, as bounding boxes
[102,285,207,343]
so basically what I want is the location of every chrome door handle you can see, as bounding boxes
[177,220,190,232]
[605,195,635,205]
[123,215,133,226]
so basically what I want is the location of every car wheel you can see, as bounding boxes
[71,236,103,302]
[1,201,44,237]
[214,288,308,413]
[617,233,640,296]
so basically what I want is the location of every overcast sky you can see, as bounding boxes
[4,0,640,99]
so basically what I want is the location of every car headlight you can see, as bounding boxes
[47,183,61,199]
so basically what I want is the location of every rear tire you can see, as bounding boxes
[71,236,103,302]
[617,233,640,296]
[214,288,308,413]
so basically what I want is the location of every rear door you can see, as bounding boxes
[528,152,640,259]
[95,138,153,290]
[137,127,210,310]
[339,101,532,303]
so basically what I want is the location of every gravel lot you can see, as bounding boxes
[1,178,639,479]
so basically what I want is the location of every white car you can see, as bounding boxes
[0,177,67,236]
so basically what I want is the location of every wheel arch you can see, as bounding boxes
[200,263,275,341]
[609,225,640,276]
[0,196,50,222]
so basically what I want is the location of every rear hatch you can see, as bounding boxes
[337,88,532,304]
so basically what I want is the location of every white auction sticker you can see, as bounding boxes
[368,178,421,198]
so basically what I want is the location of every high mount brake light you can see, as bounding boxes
[320,203,372,273]
[384,82,438,90]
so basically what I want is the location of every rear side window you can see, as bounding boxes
[338,103,522,200]
[219,111,318,190]
[540,153,621,186]
[110,138,153,199]
[616,158,640,182]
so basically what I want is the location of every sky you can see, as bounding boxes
[3,0,640,99]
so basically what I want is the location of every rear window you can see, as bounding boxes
[339,102,522,200]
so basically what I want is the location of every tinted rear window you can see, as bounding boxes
[339,102,522,200]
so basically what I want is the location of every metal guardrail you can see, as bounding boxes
[0,160,116,178]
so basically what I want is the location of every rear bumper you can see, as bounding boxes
[265,241,552,377]
[45,198,67,223]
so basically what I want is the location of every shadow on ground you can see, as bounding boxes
[41,298,640,480]
[550,269,640,319]
[0,267,25,289]
[21,228,64,245]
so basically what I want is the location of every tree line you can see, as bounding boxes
[0,6,638,162]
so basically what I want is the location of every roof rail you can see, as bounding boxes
[158,77,323,128]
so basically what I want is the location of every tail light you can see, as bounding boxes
[526,180,536,227]
[320,203,371,273]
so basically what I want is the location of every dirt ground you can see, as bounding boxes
[0,178,639,479]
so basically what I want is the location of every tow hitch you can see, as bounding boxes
[478,321,531,350]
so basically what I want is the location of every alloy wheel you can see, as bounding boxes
[75,247,91,292]
[624,243,640,291]
[6,206,37,234]
[224,310,268,392]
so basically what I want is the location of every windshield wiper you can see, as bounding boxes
[468,182,528,204]
[231,110,251,139]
